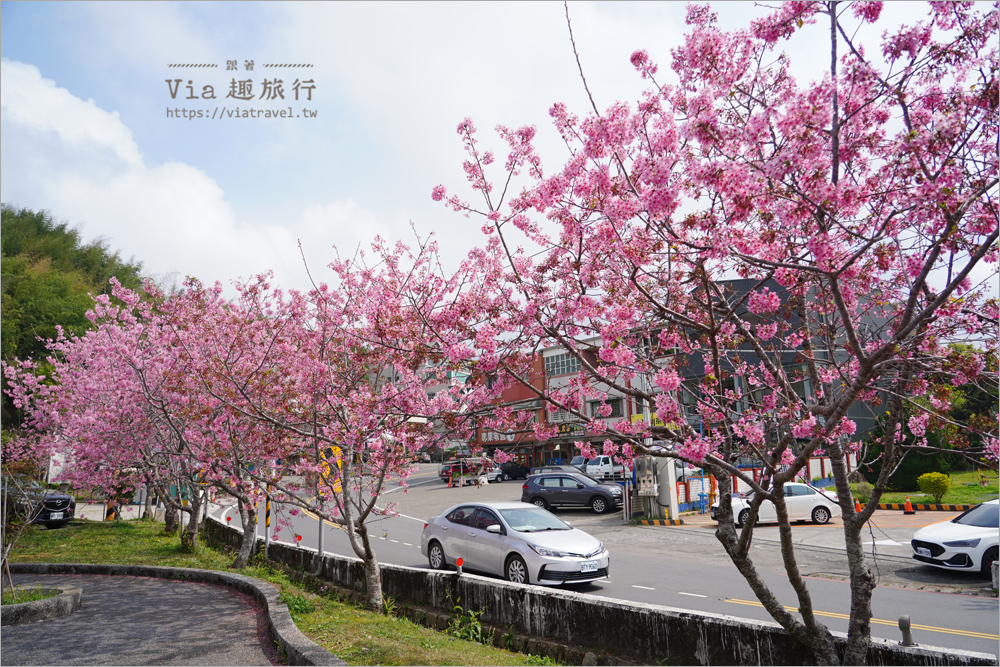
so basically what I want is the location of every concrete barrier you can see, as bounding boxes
[203,518,997,666]
[1,587,82,626]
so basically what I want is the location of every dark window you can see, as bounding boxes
[446,506,475,526]
[472,509,502,531]
[954,503,999,528]
[589,398,623,418]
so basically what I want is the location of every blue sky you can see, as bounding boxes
[1,1,945,293]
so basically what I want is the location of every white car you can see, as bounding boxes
[911,499,999,575]
[485,465,507,483]
[421,500,610,585]
[710,482,840,526]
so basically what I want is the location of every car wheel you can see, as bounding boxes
[506,555,529,584]
[737,509,753,527]
[428,541,447,570]
[591,497,608,514]
[812,507,831,525]
[531,498,548,509]
[497,474,504,483]
[982,547,998,576]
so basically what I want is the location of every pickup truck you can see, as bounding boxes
[586,455,625,480]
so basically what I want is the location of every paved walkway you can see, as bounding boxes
[3,573,279,666]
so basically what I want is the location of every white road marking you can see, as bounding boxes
[679,592,707,598]
[403,543,413,547]
[390,539,399,543]
[864,540,903,546]
[632,585,656,590]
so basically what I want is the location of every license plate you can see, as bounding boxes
[915,547,931,558]
[49,511,63,520]
[581,560,598,573]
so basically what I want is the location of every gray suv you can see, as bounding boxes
[521,472,623,514]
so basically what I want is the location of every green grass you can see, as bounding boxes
[1,586,58,605]
[878,469,999,505]
[10,520,558,666]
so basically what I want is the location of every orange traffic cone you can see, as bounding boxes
[904,497,916,515]
[855,500,862,513]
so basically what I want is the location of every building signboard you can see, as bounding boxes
[556,423,586,438]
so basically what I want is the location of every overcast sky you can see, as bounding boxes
[0,1,957,294]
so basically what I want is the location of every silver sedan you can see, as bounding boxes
[420,500,610,585]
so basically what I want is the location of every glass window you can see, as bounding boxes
[499,507,571,532]
[446,506,475,526]
[472,508,502,531]
[588,398,623,418]
[545,353,581,376]
[570,474,597,487]
[954,503,999,528]
[540,477,562,487]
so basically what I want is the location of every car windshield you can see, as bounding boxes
[953,503,999,528]
[499,507,571,532]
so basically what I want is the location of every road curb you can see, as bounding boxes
[633,518,686,526]
[1,586,82,626]
[8,562,346,666]
[877,503,974,512]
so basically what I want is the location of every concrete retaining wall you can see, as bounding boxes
[1,587,82,626]
[203,518,997,666]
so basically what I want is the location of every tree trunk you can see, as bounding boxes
[163,504,179,535]
[357,524,384,613]
[142,484,154,520]
[180,491,202,553]
[231,497,258,568]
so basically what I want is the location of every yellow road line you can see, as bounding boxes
[727,599,998,640]
[301,507,347,532]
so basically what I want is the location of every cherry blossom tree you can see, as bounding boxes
[434,2,997,663]
[179,238,489,610]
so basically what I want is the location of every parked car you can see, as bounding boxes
[710,482,840,526]
[421,500,610,585]
[439,460,477,482]
[530,464,580,475]
[585,456,625,480]
[2,480,76,529]
[500,462,531,480]
[911,499,998,575]
[485,466,508,483]
[521,471,623,514]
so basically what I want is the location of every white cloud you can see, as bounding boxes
[1,59,142,166]
[0,57,383,293]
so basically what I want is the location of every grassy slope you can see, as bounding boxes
[10,520,555,666]
[877,470,999,505]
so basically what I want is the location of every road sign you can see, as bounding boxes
[319,447,342,495]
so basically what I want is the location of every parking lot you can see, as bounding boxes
[393,464,990,593]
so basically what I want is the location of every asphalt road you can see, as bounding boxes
[4,573,278,666]
[213,464,999,658]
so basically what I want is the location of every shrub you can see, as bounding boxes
[851,481,873,504]
[917,472,951,503]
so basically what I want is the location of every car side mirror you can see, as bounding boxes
[576,483,584,489]
[486,524,502,534]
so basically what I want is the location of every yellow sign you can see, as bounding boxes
[631,413,666,428]
[319,447,342,495]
